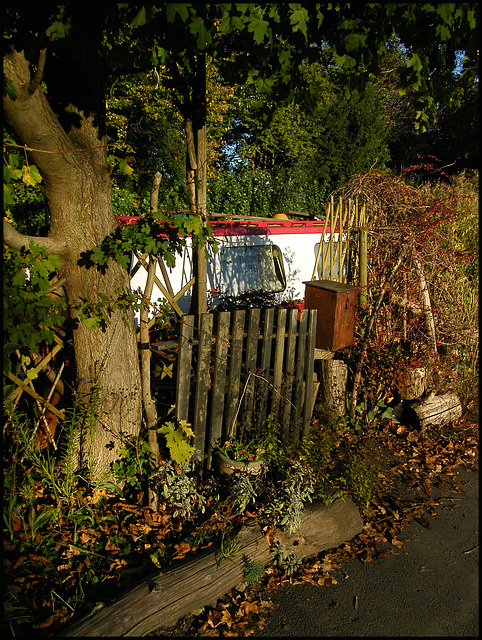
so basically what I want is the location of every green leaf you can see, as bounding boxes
[119,158,134,176]
[435,24,451,41]
[26,368,38,380]
[334,52,356,69]
[316,8,324,28]
[467,9,476,29]
[48,20,70,41]
[3,183,13,206]
[166,3,191,23]
[29,164,42,183]
[82,317,99,328]
[189,16,212,49]
[289,5,309,38]
[143,237,159,254]
[130,7,147,27]
[247,11,269,45]
[407,53,423,72]
[344,33,367,53]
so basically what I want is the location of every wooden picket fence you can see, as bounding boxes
[153,307,318,469]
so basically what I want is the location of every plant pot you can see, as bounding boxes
[216,451,266,477]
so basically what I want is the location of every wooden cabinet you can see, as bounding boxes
[303,280,359,351]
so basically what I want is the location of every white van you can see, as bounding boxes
[122,217,349,319]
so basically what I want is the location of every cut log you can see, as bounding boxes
[58,524,270,638]
[402,391,462,431]
[398,367,426,401]
[273,496,363,560]
[316,359,348,421]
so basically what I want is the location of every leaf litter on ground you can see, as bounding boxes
[3,412,478,637]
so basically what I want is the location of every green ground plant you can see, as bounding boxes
[216,532,243,569]
[158,460,207,520]
[339,449,380,510]
[242,556,266,585]
[270,541,302,578]
[263,460,316,534]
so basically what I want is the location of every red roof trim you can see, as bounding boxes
[115,216,336,235]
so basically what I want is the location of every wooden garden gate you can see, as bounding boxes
[155,307,318,469]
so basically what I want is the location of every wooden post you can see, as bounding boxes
[359,226,368,308]
[413,249,437,355]
[190,52,208,316]
[140,258,159,511]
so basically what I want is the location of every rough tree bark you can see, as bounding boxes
[187,53,208,316]
[3,11,142,480]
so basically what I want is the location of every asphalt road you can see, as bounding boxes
[253,466,479,637]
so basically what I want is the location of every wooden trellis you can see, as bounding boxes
[312,196,369,284]
[131,251,194,323]
[7,333,65,421]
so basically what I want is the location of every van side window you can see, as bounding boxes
[213,244,286,295]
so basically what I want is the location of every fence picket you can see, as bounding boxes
[240,308,261,438]
[273,308,287,396]
[281,309,298,440]
[256,307,275,434]
[303,309,318,437]
[193,313,213,463]
[225,310,245,440]
[208,311,230,465]
[292,309,309,437]
[175,316,194,422]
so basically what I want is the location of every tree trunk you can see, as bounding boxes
[188,53,208,316]
[3,14,142,481]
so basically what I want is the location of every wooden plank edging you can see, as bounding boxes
[58,524,270,637]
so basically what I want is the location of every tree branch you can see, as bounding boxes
[28,46,48,94]
[3,218,68,256]
[3,47,77,180]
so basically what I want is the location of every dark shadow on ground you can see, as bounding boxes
[252,465,479,637]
